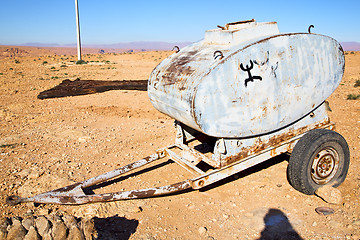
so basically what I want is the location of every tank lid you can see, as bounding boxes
[204,19,279,45]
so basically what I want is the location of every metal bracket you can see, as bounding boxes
[308,25,314,33]
[172,46,180,53]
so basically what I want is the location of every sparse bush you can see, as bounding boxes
[354,80,360,87]
[76,60,87,64]
[9,68,13,70]
[0,143,18,148]
[50,67,56,69]
[15,59,20,64]
[0,73,3,75]
[51,76,59,79]
[42,61,48,65]
[60,64,67,68]
[347,94,360,100]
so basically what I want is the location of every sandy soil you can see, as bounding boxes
[0,46,359,239]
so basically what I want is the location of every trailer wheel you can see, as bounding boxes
[287,129,350,195]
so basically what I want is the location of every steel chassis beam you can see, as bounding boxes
[6,131,312,205]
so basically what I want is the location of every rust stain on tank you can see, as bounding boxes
[161,50,200,87]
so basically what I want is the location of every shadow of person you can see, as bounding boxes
[258,208,303,240]
[93,215,139,240]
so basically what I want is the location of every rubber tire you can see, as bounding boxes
[287,129,350,195]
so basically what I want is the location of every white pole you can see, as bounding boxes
[75,0,82,61]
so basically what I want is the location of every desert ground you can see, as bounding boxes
[0,46,359,239]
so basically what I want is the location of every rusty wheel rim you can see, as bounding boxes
[311,146,340,185]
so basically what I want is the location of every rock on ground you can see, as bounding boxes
[315,186,343,205]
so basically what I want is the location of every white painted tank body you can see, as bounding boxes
[148,20,344,138]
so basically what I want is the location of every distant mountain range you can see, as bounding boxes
[22,41,193,51]
[19,41,360,51]
[340,42,360,51]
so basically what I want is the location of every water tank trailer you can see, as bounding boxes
[7,20,349,205]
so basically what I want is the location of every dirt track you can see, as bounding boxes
[0,46,359,239]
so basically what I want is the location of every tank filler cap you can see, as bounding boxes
[204,19,279,45]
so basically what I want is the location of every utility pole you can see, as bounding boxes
[75,0,82,61]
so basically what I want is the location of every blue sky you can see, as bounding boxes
[1,0,359,45]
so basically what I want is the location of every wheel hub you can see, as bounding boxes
[311,147,339,185]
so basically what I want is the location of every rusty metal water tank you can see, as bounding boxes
[148,20,344,138]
